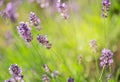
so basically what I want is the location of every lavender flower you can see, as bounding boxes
[106,74,112,81]
[100,49,114,68]
[56,0,69,19]
[17,22,33,43]
[5,64,24,82]
[90,39,98,53]
[68,77,74,82]
[0,0,4,7]
[5,2,17,22]
[9,64,22,77]
[37,35,52,49]
[43,64,50,73]
[29,12,42,30]
[42,74,50,82]
[5,78,15,82]
[51,70,60,78]
[102,0,111,18]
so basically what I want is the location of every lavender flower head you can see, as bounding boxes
[100,49,114,68]
[42,74,50,82]
[102,0,111,18]
[90,39,98,53]
[5,2,17,22]
[29,12,42,30]
[37,35,52,49]
[68,77,74,82]
[17,22,33,43]
[5,64,24,82]
[9,64,22,77]
[56,0,69,19]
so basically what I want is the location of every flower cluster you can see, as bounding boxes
[56,0,69,19]
[102,0,111,18]
[68,77,74,82]
[42,74,50,82]
[90,40,98,53]
[37,35,52,49]
[17,22,33,43]
[5,64,24,82]
[29,12,42,30]
[100,49,114,68]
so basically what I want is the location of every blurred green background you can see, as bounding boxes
[0,0,120,82]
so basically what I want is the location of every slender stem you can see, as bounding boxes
[99,65,105,81]
[94,53,100,76]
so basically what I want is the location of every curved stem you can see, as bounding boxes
[99,65,105,82]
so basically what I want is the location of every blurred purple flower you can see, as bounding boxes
[5,2,17,22]
[51,70,60,78]
[102,0,111,18]
[43,64,50,73]
[37,34,52,49]
[17,22,33,43]
[5,31,14,45]
[0,0,4,7]
[68,77,74,82]
[90,39,98,53]
[5,64,24,82]
[100,49,114,68]
[37,0,49,8]
[29,12,42,30]
[42,74,50,82]
[56,0,69,19]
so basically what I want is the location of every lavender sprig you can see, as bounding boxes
[17,22,33,43]
[102,0,111,18]
[37,34,52,49]
[100,48,114,68]
[29,12,42,30]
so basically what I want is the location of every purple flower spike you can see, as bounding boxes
[9,64,22,77]
[56,0,69,19]
[17,22,33,43]
[42,74,50,82]
[5,2,17,22]
[37,35,52,49]
[102,0,111,18]
[29,12,42,30]
[100,49,114,68]
[68,77,74,82]
[90,39,98,53]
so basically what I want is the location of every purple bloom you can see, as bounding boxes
[100,49,114,68]
[37,0,49,8]
[5,64,24,82]
[56,0,69,19]
[90,39,98,52]
[42,74,50,82]
[43,64,50,73]
[102,0,111,17]
[5,2,17,22]
[0,0,4,7]
[9,64,22,77]
[68,77,74,82]
[51,70,60,78]
[37,35,52,49]
[17,22,33,43]
[29,12,42,30]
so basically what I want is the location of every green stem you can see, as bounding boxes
[99,65,105,82]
